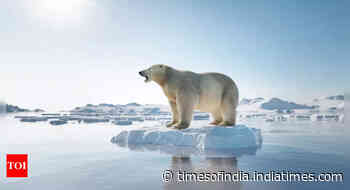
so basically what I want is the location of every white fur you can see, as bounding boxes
[139,65,239,129]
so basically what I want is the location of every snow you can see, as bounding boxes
[111,125,262,156]
[238,95,344,113]
[238,98,267,112]
[238,97,314,112]
[310,96,344,111]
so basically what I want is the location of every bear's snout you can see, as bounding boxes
[139,70,150,82]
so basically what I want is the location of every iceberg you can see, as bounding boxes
[111,125,262,156]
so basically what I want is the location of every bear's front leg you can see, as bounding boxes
[173,90,196,130]
[166,101,179,128]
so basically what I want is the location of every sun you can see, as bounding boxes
[40,0,86,16]
[28,0,95,24]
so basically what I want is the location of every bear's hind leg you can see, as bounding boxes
[220,102,237,126]
[219,113,236,126]
[209,111,223,125]
[166,101,179,128]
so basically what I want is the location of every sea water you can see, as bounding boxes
[0,113,348,190]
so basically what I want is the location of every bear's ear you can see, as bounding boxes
[164,65,170,74]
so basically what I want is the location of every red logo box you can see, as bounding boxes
[6,154,28,178]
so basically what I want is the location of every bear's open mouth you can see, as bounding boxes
[139,71,150,82]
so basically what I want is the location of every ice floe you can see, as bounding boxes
[111,125,262,156]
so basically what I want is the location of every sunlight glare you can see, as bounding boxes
[29,0,95,24]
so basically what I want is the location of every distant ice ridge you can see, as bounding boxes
[111,125,262,156]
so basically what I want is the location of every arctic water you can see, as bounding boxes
[0,114,348,190]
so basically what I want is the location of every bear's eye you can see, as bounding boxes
[159,65,163,68]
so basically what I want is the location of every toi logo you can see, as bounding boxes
[6,154,28,178]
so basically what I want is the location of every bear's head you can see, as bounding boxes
[139,64,169,85]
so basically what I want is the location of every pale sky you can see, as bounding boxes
[1,0,348,111]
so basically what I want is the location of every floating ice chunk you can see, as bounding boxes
[143,131,160,144]
[128,130,146,144]
[204,126,260,149]
[156,130,183,146]
[111,125,262,156]
[111,131,129,147]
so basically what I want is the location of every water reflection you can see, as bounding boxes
[112,138,262,190]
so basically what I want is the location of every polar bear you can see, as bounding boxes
[139,65,239,129]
